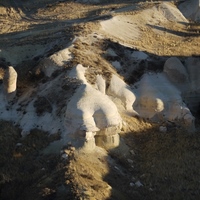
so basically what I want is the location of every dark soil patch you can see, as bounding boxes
[0,121,77,200]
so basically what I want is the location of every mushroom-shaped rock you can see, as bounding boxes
[66,84,122,134]
[3,66,17,101]
[163,57,188,91]
[108,74,137,114]
[65,64,122,151]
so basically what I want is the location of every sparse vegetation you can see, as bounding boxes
[1,1,200,200]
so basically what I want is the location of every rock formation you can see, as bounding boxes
[35,48,72,77]
[66,64,122,151]
[108,74,137,114]
[3,66,17,101]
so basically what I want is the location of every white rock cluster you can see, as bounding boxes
[133,57,195,132]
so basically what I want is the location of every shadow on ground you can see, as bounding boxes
[104,120,200,200]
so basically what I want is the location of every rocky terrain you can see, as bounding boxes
[1,0,200,199]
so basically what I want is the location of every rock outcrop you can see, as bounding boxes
[133,58,195,132]
[66,64,122,151]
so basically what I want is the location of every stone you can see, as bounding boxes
[96,75,106,94]
[95,133,120,149]
[65,65,122,151]
[163,57,188,90]
[159,126,167,133]
[35,48,72,77]
[133,72,195,132]
[3,66,17,101]
[135,181,143,187]
[108,74,137,114]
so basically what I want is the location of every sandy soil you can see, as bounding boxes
[1,0,200,200]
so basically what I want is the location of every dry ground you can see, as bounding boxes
[1,0,200,200]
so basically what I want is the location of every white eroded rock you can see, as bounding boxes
[66,84,122,133]
[66,64,122,150]
[96,75,106,94]
[133,73,195,131]
[163,57,188,91]
[108,74,137,114]
[68,64,87,84]
[3,66,17,101]
[36,48,72,77]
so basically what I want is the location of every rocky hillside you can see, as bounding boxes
[1,0,200,199]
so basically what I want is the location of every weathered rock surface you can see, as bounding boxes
[65,64,122,150]
[3,66,17,101]
[35,47,72,77]
[108,74,137,113]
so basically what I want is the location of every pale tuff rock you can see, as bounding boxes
[163,57,189,91]
[96,75,106,94]
[36,48,72,77]
[66,84,122,133]
[95,133,120,150]
[95,126,121,149]
[68,64,87,84]
[66,64,122,150]
[108,74,137,114]
[178,0,200,22]
[133,73,167,120]
[3,66,17,101]
[133,72,195,131]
